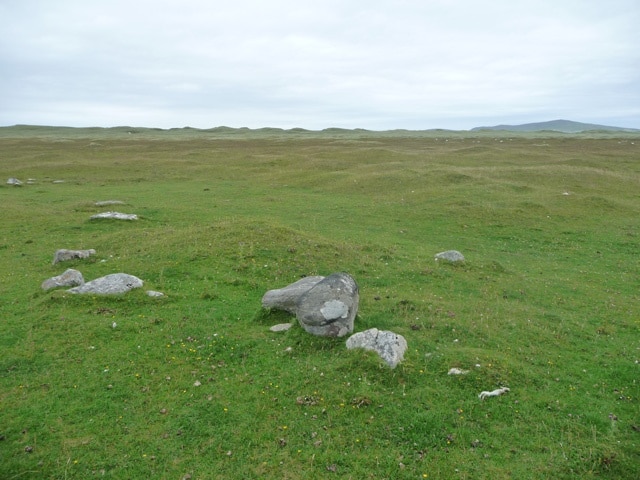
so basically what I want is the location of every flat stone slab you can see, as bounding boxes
[90,211,138,220]
[7,177,23,186]
[68,273,143,295]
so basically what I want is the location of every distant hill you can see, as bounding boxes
[471,119,639,133]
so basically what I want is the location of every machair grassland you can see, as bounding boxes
[1,126,639,479]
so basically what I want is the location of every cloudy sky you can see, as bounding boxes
[1,0,639,130]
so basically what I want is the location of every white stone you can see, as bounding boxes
[7,177,23,186]
[90,211,138,220]
[478,387,510,400]
[95,200,126,206]
[447,368,469,375]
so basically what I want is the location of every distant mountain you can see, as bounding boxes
[471,119,639,133]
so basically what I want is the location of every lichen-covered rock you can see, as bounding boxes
[41,269,84,290]
[346,328,407,368]
[296,273,359,337]
[67,273,143,295]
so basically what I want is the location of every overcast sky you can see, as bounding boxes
[1,0,639,130]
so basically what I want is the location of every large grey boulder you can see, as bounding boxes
[52,249,96,265]
[346,328,407,368]
[296,273,359,337]
[262,276,325,314]
[434,250,465,262]
[90,211,138,220]
[67,273,143,295]
[41,269,84,290]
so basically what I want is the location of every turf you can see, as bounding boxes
[1,126,639,479]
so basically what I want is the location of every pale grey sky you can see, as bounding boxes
[1,0,639,130]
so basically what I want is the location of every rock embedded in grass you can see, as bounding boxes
[269,323,293,332]
[434,250,465,262]
[41,268,84,290]
[6,177,23,186]
[52,248,96,265]
[90,211,138,220]
[94,200,126,206]
[346,328,407,368]
[67,273,143,295]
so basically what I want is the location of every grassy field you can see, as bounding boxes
[1,126,638,479]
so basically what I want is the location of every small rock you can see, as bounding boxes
[52,248,96,265]
[270,323,293,332]
[90,211,138,220]
[346,328,407,368]
[146,290,165,297]
[448,368,469,375]
[41,268,84,290]
[435,250,465,262]
[7,177,23,186]
[95,200,126,206]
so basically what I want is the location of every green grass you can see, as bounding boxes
[1,126,639,479]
